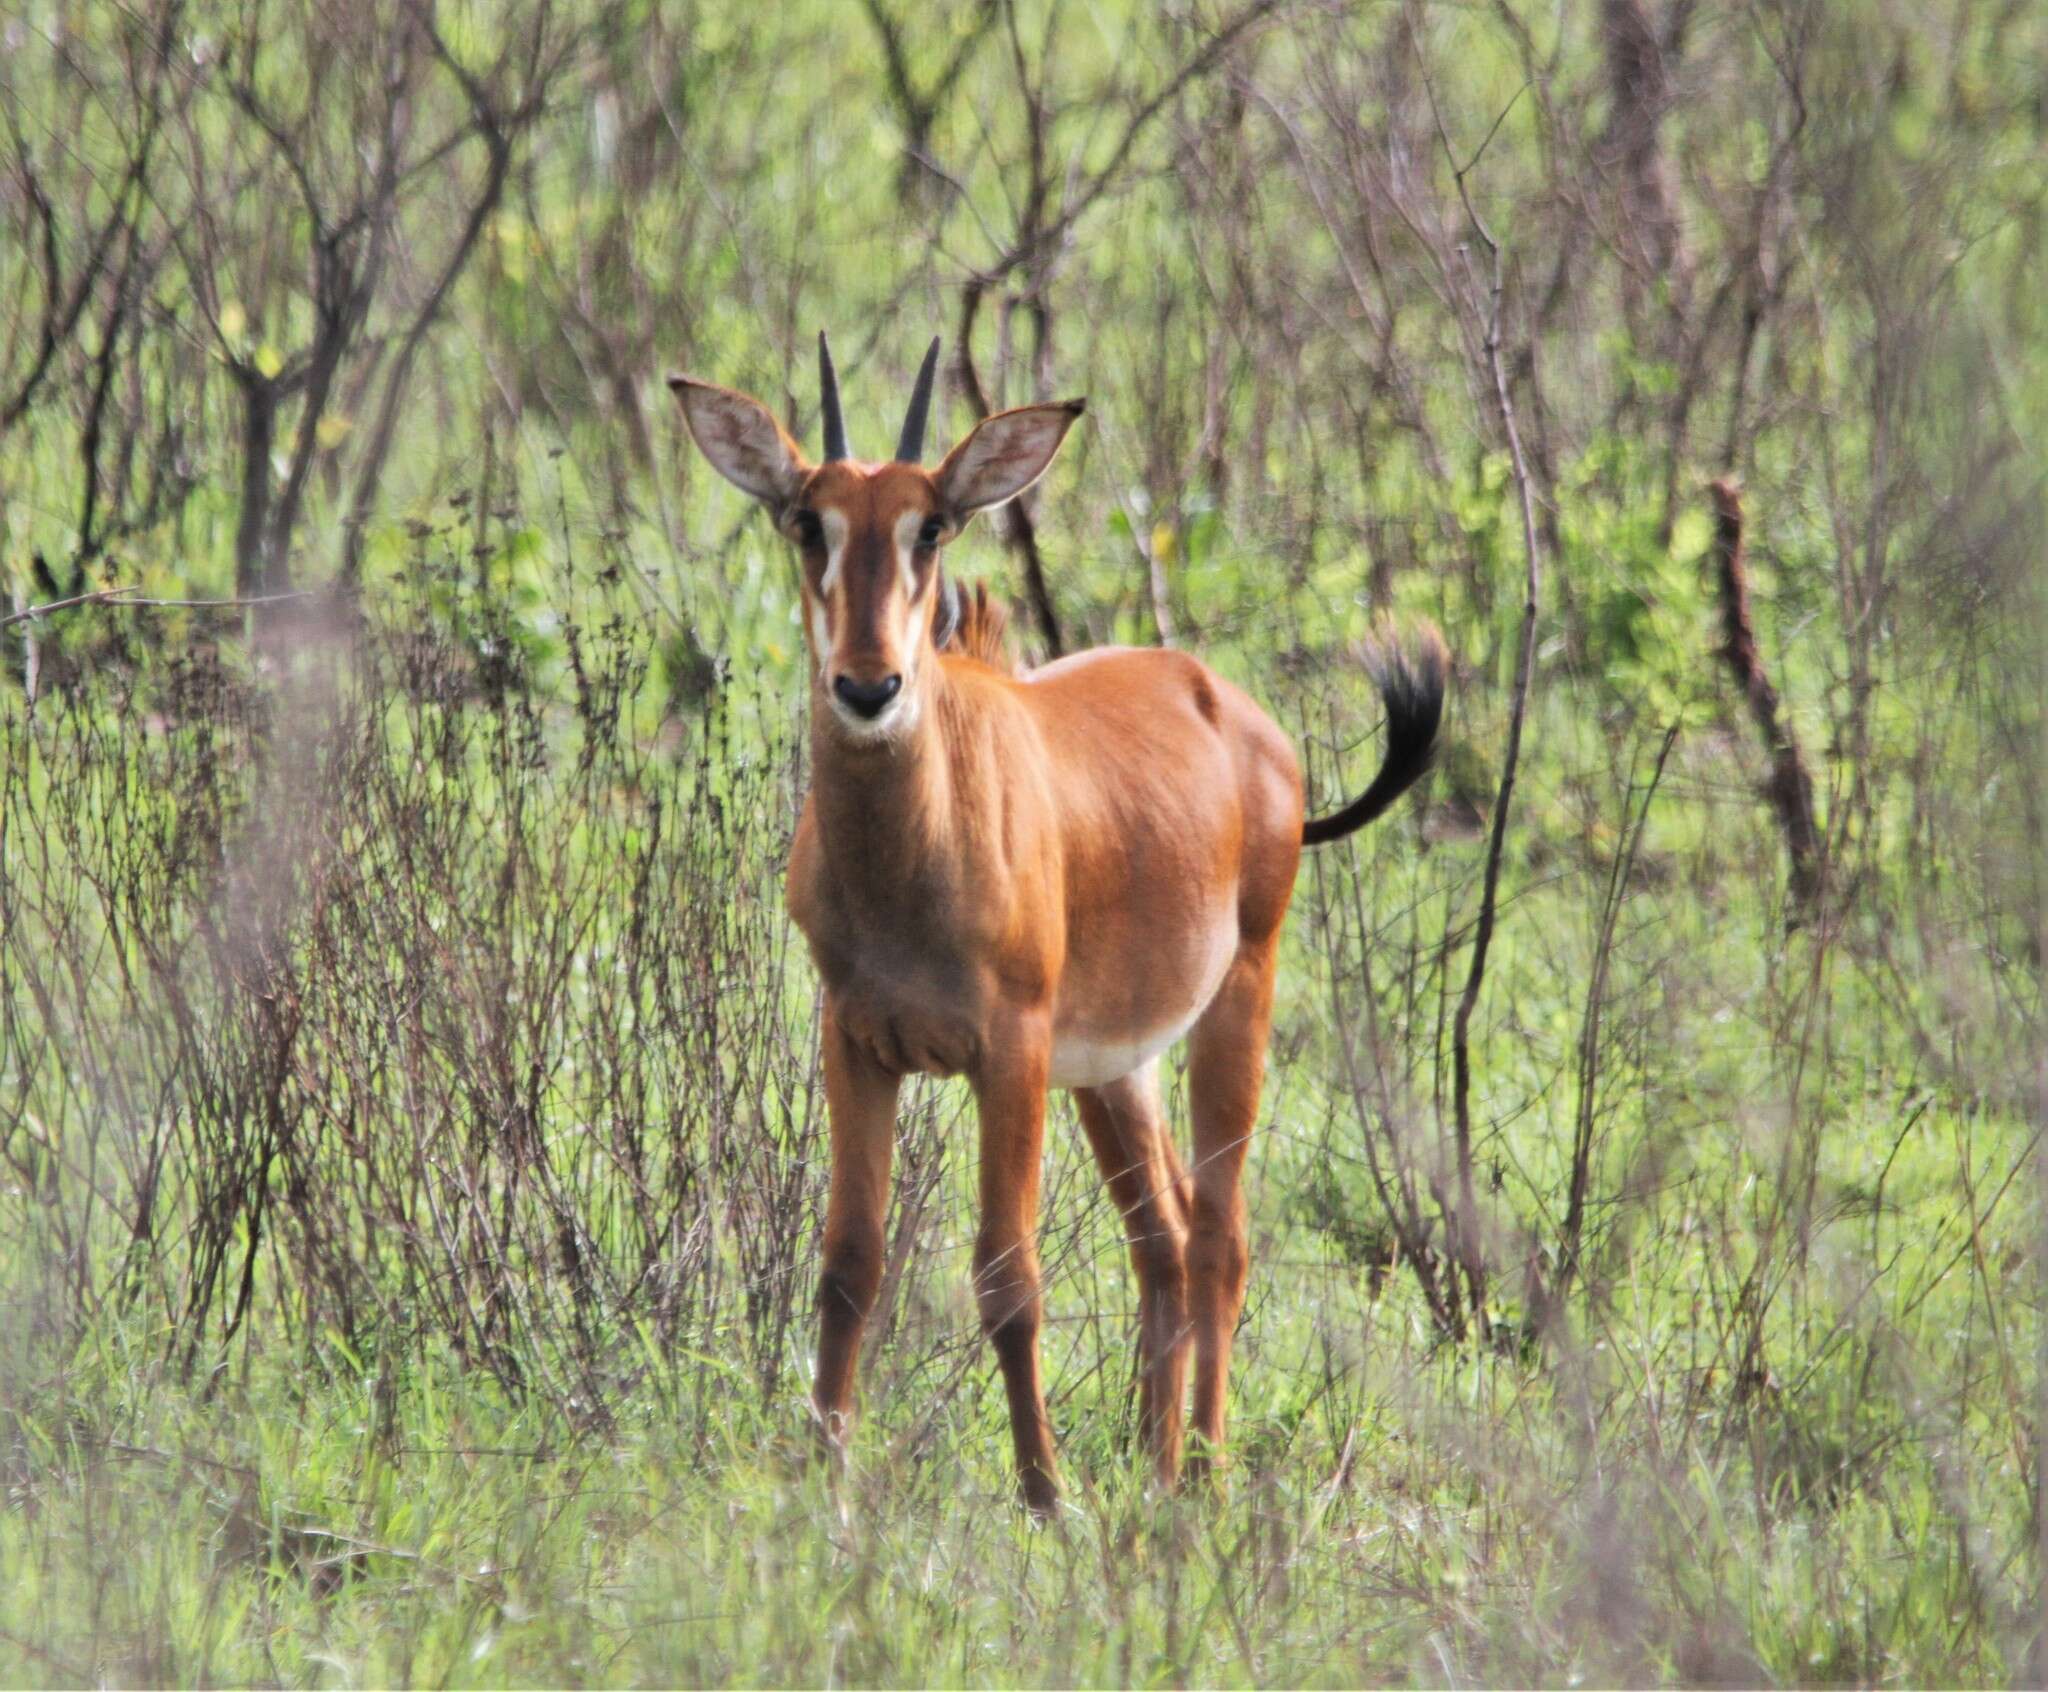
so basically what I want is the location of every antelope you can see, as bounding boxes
[668,333,1444,1513]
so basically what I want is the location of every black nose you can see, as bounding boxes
[832,674,903,719]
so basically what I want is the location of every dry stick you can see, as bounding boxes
[1426,68,1543,1340]
[946,0,1289,659]
[0,586,312,632]
[341,0,561,585]
[859,0,998,198]
[974,0,1288,292]
[1559,722,1680,1311]
[1707,479,1823,922]
[2036,547,2048,1692]
[956,279,1065,658]
[1109,480,1177,647]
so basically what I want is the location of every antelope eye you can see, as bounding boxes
[790,509,824,546]
[917,515,945,549]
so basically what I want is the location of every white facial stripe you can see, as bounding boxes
[817,508,850,595]
[893,510,924,597]
[813,508,849,668]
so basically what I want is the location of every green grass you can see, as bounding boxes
[1,476,2036,1685]
[0,594,2034,1679]
[3,1075,2030,1685]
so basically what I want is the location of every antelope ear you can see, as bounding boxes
[667,375,807,507]
[934,399,1084,519]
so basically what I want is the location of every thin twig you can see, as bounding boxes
[1422,48,1546,1340]
[975,0,1289,288]
[956,280,1065,658]
[1,586,313,631]
[1559,722,1680,1305]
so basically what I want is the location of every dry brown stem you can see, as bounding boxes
[1709,477,1823,922]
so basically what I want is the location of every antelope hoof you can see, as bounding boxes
[1019,1466,1060,1520]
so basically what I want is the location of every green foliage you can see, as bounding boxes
[1567,434,1719,730]
[1,0,2041,1683]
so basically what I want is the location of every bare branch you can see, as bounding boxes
[2,586,313,631]
[1709,478,1824,922]
[977,0,1290,286]
[1422,43,1547,1339]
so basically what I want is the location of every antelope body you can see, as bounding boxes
[669,335,1443,1512]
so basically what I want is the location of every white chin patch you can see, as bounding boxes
[828,688,918,742]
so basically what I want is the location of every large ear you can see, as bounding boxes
[667,375,807,507]
[934,399,1084,518]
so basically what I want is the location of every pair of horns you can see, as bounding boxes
[817,331,942,465]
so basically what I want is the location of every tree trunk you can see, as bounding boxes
[235,377,281,594]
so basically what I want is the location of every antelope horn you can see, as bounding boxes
[896,336,941,463]
[818,329,850,462]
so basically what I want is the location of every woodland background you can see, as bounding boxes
[1,0,2042,1683]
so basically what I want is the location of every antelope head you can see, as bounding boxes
[669,333,1083,741]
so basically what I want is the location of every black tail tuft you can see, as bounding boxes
[1302,623,1448,847]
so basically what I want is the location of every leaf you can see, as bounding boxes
[254,342,284,380]
[1668,506,1713,566]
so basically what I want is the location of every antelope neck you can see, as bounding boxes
[808,659,958,878]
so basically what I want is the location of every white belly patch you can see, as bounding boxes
[1047,919,1237,1090]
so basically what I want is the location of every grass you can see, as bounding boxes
[0,558,2035,1683]
[3,1089,2030,1685]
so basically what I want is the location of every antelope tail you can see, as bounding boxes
[1301,623,1448,847]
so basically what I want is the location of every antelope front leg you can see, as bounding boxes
[970,1018,1059,1515]
[813,1011,902,1459]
